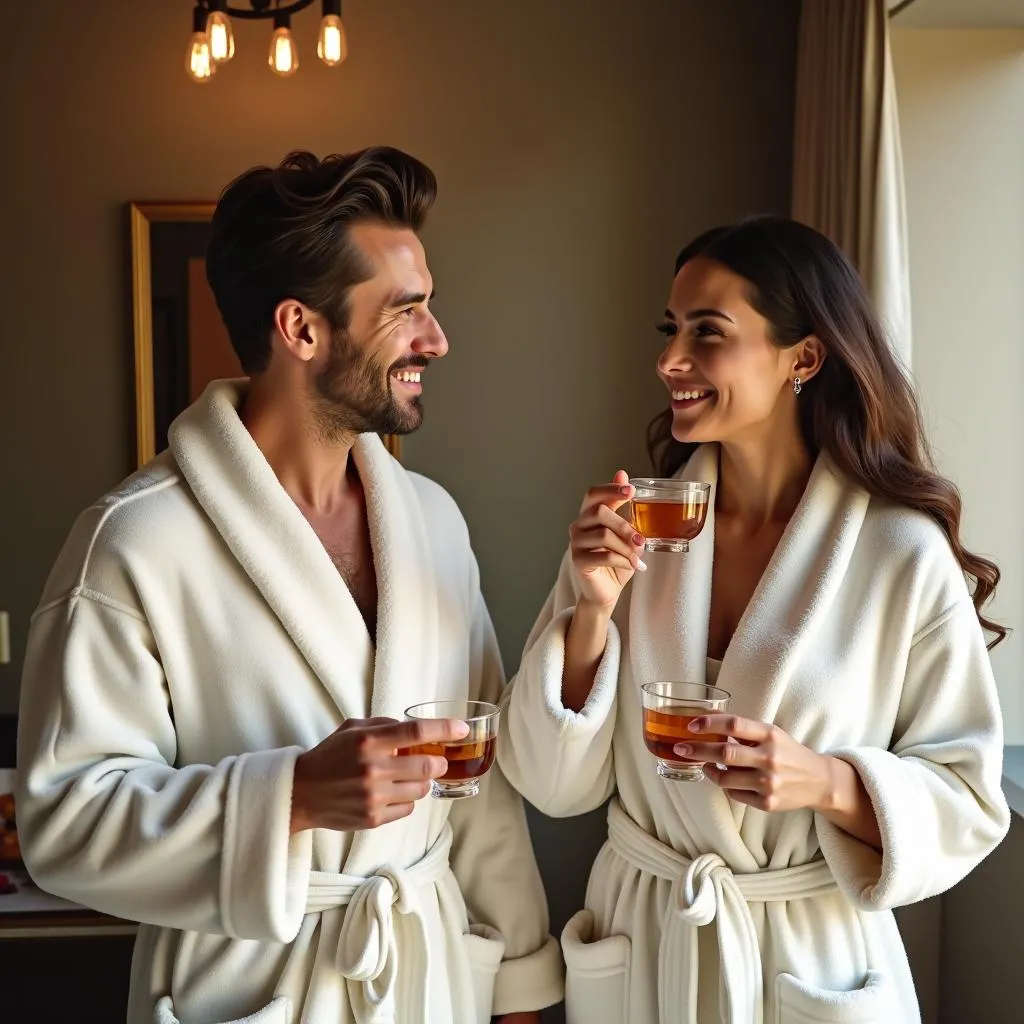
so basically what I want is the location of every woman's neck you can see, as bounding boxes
[716,423,813,527]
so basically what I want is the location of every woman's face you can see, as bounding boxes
[656,256,806,447]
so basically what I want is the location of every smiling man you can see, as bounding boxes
[16,148,562,1024]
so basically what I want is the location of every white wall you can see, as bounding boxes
[892,28,1024,743]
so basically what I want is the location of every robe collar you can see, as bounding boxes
[169,380,440,726]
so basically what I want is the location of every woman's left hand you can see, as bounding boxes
[674,715,833,813]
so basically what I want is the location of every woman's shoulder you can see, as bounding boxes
[862,492,949,547]
[816,452,959,571]
[858,492,972,616]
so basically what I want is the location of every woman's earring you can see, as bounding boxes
[793,376,802,396]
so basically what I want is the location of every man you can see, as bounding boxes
[17,148,562,1023]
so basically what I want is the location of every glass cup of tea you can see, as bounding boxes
[628,479,711,553]
[640,681,731,781]
[402,700,500,799]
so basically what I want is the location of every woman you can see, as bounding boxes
[497,216,1010,1024]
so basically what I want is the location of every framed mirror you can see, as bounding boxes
[129,202,402,466]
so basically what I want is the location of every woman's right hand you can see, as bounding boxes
[569,469,647,613]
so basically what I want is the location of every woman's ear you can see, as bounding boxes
[793,335,826,383]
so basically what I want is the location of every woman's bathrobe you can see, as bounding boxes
[498,443,1010,1024]
[16,380,563,1024]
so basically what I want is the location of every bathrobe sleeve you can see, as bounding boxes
[446,552,565,1015]
[496,550,622,818]
[816,596,1011,911]
[17,586,313,942]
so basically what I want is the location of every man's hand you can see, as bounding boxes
[290,716,468,833]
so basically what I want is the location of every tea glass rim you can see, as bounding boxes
[404,699,500,724]
[640,681,731,707]
[629,478,711,494]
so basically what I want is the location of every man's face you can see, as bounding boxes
[312,222,448,438]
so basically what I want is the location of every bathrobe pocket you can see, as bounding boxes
[775,971,892,1024]
[154,995,291,1024]
[561,909,631,1024]
[462,923,506,1024]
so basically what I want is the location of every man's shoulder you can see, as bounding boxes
[85,452,197,543]
[36,452,198,611]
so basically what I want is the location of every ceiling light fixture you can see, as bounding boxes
[186,0,348,83]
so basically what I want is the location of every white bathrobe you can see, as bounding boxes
[498,443,1010,1024]
[16,380,563,1024]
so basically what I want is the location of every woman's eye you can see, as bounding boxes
[695,322,723,339]
[655,321,676,339]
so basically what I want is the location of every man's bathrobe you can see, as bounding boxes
[498,443,1010,1024]
[16,380,562,1024]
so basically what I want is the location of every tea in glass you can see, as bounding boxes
[640,682,730,781]
[629,479,711,553]
[401,700,500,799]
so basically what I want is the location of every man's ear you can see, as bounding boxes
[272,300,327,364]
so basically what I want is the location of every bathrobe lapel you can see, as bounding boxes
[628,442,869,724]
[169,381,439,733]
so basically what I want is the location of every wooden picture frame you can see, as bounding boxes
[129,202,402,466]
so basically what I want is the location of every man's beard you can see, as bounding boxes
[311,328,425,441]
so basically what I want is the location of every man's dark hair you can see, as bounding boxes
[205,147,437,374]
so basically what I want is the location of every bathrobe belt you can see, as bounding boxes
[607,799,839,1024]
[305,823,454,1024]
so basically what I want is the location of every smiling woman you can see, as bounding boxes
[646,215,1003,644]
[128,201,403,466]
[497,213,1010,1024]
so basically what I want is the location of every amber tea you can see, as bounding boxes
[631,498,707,545]
[403,700,501,799]
[642,708,726,763]
[629,479,711,552]
[640,682,731,781]
[401,737,496,782]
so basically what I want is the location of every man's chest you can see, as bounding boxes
[306,512,378,638]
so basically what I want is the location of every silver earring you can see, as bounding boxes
[793,376,802,395]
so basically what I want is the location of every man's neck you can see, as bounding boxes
[240,375,358,514]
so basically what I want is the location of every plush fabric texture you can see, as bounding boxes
[499,443,1009,1024]
[18,380,563,1024]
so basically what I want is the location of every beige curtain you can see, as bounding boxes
[792,0,912,365]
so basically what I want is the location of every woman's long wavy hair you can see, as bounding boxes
[647,215,1005,647]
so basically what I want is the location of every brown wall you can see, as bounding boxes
[0,0,798,709]
[0,2,799,1018]
[187,258,240,401]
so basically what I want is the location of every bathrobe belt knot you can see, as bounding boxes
[306,824,453,1024]
[608,799,839,1024]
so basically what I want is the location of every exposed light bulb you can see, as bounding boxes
[317,15,347,67]
[206,11,235,63]
[269,20,299,77]
[186,7,215,83]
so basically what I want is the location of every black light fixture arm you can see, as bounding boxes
[198,0,318,20]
